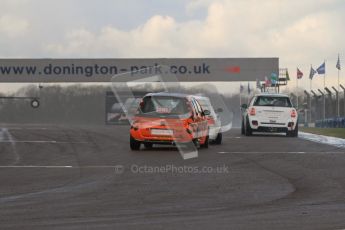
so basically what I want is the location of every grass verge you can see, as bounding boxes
[300,127,345,139]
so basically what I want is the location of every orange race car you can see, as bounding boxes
[129,93,210,150]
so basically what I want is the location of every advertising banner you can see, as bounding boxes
[0,58,278,82]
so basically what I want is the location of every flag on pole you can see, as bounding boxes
[240,84,244,93]
[336,54,341,70]
[271,73,278,85]
[316,62,326,74]
[247,82,251,95]
[286,69,290,81]
[309,66,317,80]
[297,68,303,79]
[265,76,271,87]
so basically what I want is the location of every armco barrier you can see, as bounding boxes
[315,117,345,128]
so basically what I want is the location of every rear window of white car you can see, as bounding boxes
[253,96,292,107]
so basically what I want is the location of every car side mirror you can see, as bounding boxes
[241,104,248,109]
[216,108,223,113]
[203,110,211,116]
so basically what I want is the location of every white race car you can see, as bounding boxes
[241,93,298,137]
[195,96,223,144]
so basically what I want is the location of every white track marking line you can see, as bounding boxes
[0,165,125,168]
[0,166,73,168]
[4,127,48,130]
[217,151,344,154]
[0,128,20,164]
[0,140,89,144]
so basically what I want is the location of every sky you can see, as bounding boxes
[0,0,345,94]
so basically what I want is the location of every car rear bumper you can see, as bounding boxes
[140,139,192,145]
[248,118,297,132]
[254,126,288,133]
[130,128,193,143]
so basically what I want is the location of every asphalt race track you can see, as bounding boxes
[1,124,345,230]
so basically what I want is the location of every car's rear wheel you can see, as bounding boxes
[143,143,153,149]
[287,123,298,137]
[200,134,209,148]
[294,124,299,137]
[130,135,141,150]
[213,132,222,144]
[245,117,252,136]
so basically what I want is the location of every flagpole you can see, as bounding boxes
[310,65,312,91]
[337,67,340,117]
[309,77,312,123]
[309,65,313,122]
[240,85,242,107]
[323,60,326,119]
[247,82,250,104]
[296,70,298,109]
[337,54,340,117]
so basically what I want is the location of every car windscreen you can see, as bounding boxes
[253,96,292,107]
[139,96,189,116]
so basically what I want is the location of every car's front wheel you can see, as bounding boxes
[241,119,245,135]
[200,127,209,148]
[213,132,222,144]
[130,135,141,150]
[245,117,252,136]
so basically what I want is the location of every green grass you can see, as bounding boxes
[300,127,345,139]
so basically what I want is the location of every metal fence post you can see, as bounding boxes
[332,86,339,117]
[324,87,333,118]
[340,84,345,117]
[311,90,318,122]
[317,89,325,119]
[304,90,311,123]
